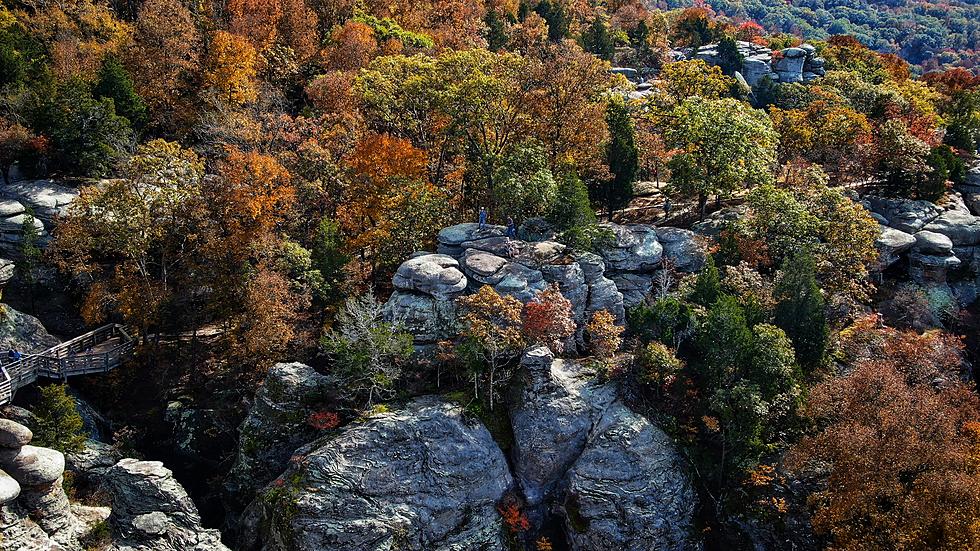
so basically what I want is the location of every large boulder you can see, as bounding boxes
[864,196,944,234]
[242,397,513,551]
[509,348,615,508]
[599,224,663,272]
[876,227,916,269]
[224,363,336,511]
[563,402,697,551]
[913,230,954,256]
[509,349,697,549]
[105,459,230,551]
[0,304,60,353]
[0,180,79,225]
[657,227,706,273]
[392,254,467,299]
[922,211,980,247]
[437,223,506,257]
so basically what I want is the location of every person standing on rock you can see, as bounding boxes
[506,217,517,238]
[479,206,487,229]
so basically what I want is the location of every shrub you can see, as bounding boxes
[33,384,86,453]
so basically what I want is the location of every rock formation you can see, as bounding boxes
[386,223,705,345]
[683,40,826,87]
[510,348,697,550]
[224,362,336,511]
[0,303,61,353]
[104,458,230,551]
[241,397,514,551]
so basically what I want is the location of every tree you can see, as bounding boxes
[493,141,557,222]
[601,97,638,218]
[228,0,283,51]
[663,97,777,220]
[485,8,509,51]
[690,255,721,306]
[0,118,41,184]
[669,7,721,49]
[522,284,576,355]
[636,341,683,395]
[456,285,526,410]
[787,330,980,550]
[17,208,42,313]
[585,309,623,360]
[50,140,204,332]
[696,295,754,387]
[652,60,734,105]
[202,31,258,107]
[768,100,874,182]
[321,292,414,408]
[547,172,599,249]
[874,119,933,199]
[32,384,86,454]
[534,0,570,41]
[127,0,200,133]
[716,36,742,77]
[773,253,828,371]
[580,15,614,61]
[93,55,147,130]
[38,81,132,177]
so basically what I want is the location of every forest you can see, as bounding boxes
[0,0,978,550]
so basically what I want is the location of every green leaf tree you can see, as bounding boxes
[663,97,777,220]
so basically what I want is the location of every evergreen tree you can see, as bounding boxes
[17,208,41,313]
[716,36,743,77]
[580,15,615,61]
[32,384,86,454]
[696,294,753,387]
[535,0,570,41]
[751,75,780,109]
[94,55,148,130]
[690,255,721,307]
[485,9,508,52]
[773,253,828,371]
[547,172,596,232]
[601,97,638,218]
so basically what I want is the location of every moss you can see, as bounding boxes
[79,519,111,551]
[261,471,305,547]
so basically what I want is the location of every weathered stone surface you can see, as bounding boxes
[864,196,944,233]
[510,348,615,508]
[609,272,655,308]
[508,349,696,548]
[562,402,696,551]
[392,254,467,299]
[0,180,79,224]
[66,439,122,482]
[224,363,335,511]
[657,227,706,273]
[914,230,954,256]
[384,291,457,344]
[922,211,980,246]
[0,258,12,286]
[437,223,506,256]
[17,475,77,545]
[105,459,230,551]
[0,503,65,551]
[0,304,60,353]
[0,469,19,504]
[461,249,508,280]
[876,226,916,269]
[0,419,32,449]
[0,445,65,487]
[599,224,663,272]
[243,397,513,551]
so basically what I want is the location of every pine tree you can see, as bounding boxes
[32,384,87,453]
[690,255,721,307]
[485,9,508,52]
[581,15,615,61]
[602,98,638,218]
[94,56,148,129]
[773,253,828,371]
[17,208,41,313]
[717,36,743,77]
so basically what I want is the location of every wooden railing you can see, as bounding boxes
[0,324,134,405]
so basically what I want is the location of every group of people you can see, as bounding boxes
[478,206,518,238]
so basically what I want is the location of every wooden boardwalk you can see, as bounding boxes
[0,324,135,405]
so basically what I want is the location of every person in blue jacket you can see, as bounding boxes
[478,206,487,229]
[506,217,517,238]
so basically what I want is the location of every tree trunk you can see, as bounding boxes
[698,193,708,221]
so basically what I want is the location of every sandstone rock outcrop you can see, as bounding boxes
[509,347,697,550]
[0,303,61,353]
[685,40,825,86]
[224,362,336,510]
[104,458,230,551]
[241,397,514,551]
[387,223,705,344]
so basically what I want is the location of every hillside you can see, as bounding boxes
[660,0,980,70]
